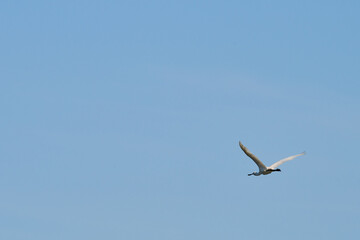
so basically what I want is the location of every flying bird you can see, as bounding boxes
[239,141,305,176]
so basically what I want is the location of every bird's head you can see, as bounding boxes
[274,168,281,172]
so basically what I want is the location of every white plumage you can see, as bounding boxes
[239,141,305,176]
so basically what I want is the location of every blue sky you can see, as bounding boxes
[1,1,359,239]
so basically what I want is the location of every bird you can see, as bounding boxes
[239,141,305,176]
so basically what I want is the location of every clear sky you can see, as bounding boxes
[1,1,359,239]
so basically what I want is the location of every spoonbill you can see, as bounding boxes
[239,141,305,176]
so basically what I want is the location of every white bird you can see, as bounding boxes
[239,141,305,176]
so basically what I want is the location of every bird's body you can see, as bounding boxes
[239,141,305,176]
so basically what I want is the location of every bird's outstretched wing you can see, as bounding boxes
[239,141,267,171]
[269,152,306,169]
